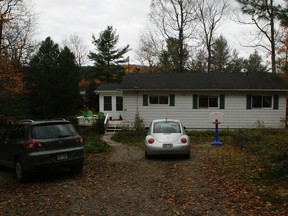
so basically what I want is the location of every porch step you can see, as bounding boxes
[105,127,122,134]
[105,118,124,134]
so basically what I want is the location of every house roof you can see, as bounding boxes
[96,83,120,91]
[118,72,288,92]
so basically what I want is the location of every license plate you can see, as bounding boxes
[57,154,68,160]
[163,144,173,148]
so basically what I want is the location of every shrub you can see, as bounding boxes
[95,117,105,134]
[265,159,288,180]
[231,128,288,179]
[79,124,110,153]
[111,113,146,147]
[232,129,263,150]
[84,137,110,153]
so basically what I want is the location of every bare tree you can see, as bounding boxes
[148,0,198,72]
[135,24,163,70]
[195,0,229,73]
[0,0,20,55]
[62,33,88,66]
[0,0,37,64]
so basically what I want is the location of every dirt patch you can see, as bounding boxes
[0,135,287,215]
[101,135,143,163]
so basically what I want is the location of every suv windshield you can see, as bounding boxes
[32,123,78,139]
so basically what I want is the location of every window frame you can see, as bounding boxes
[149,95,169,105]
[103,96,112,111]
[252,95,273,109]
[116,96,123,111]
[198,95,219,109]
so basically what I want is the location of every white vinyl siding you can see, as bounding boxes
[99,91,123,119]
[122,92,286,129]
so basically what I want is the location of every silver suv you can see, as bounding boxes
[0,119,84,182]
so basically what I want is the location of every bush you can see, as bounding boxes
[84,137,110,153]
[111,113,146,148]
[95,117,105,134]
[231,128,288,179]
[232,128,265,151]
[78,124,110,153]
[112,127,146,147]
[265,159,288,180]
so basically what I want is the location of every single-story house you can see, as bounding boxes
[96,72,288,129]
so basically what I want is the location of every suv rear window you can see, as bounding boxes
[32,123,78,139]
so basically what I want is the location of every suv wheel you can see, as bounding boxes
[15,159,29,182]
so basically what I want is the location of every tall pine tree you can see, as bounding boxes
[236,0,285,73]
[211,35,230,73]
[245,50,268,73]
[89,26,129,83]
[28,37,80,119]
[158,37,189,72]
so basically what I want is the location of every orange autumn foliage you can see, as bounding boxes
[276,34,288,73]
[0,56,25,97]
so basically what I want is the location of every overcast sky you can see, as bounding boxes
[34,0,260,66]
[34,0,150,65]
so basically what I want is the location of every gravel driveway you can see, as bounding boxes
[0,135,286,215]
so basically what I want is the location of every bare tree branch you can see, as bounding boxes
[195,0,229,73]
[63,33,88,66]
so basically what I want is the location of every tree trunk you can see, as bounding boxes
[0,20,3,55]
[270,0,276,73]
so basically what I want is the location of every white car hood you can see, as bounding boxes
[153,133,182,143]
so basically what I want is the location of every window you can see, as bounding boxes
[252,96,272,108]
[263,96,272,108]
[32,123,77,139]
[153,121,181,133]
[104,96,112,111]
[149,95,158,104]
[143,95,174,106]
[116,96,123,111]
[149,95,169,105]
[247,95,275,109]
[199,96,218,108]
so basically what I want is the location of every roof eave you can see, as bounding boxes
[119,88,288,92]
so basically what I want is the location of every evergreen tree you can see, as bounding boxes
[278,0,288,26]
[89,26,129,83]
[159,37,189,72]
[236,0,284,73]
[85,81,99,112]
[211,35,230,73]
[226,50,245,73]
[245,50,268,73]
[191,49,207,73]
[28,37,80,119]
[56,46,80,115]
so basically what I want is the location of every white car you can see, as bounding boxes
[145,119,190,159]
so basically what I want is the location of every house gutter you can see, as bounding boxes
[118,88,288,93]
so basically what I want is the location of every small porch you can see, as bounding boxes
[95,83,124,133]
[104,113,124,133]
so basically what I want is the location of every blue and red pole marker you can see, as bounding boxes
[211,119,223,145]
